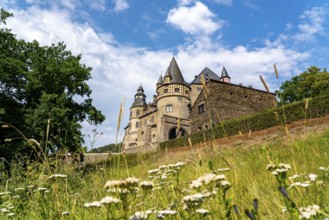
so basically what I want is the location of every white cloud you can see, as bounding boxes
[214,0,233,6]
[177,0,195,6]
[167,1,224,35]
[112,0,129,13]
[292,7,327,42]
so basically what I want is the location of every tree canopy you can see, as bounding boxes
[276,66,329,104]
[0,9,105,161]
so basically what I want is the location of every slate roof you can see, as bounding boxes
[165,57,185,84]
[191,67,220,84]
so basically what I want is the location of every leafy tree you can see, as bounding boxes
[0,9,105,161]
[276,66,329,104]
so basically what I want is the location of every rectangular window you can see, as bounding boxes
[166,105,173,113]
[164,89,168,93]
[151,116,154,123]
[197,87,202,91]
[130,111,132,117]
[175,88,180,92]
[198,104,205,114]
[136,122,139,128]
[144,120,147,125]
[136,110,140,116]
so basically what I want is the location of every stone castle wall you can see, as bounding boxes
[190,80,276,133]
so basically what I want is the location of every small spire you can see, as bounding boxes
[221,66,230,78]
[157,75,163,84]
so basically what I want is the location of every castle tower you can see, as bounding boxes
[123,85,147,148]
[220,66,231,83]
[156,57,191,142]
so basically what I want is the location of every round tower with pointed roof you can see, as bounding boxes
[124,85,147,148]
[220,66,231,83]
[155,57,191,142]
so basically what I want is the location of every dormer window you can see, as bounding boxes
[164,89,168,93]
[166,105,173,113]
[175,88,180,92]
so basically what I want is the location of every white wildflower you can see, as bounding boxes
[156,210,176,219]
[14,188,25,191]
[266,163,276,170]
[48,174,67,179]
[7,213,14,216]
[221,180,231,187]
[183,193,204,203]
[12,195,20,199]
[1,208,8,213]
[140,181,154,190]
[196,208,209,214]
[100,196,120,204]
[62,211,70,215]
[27,185,34,188]
[83,201,102,208]
[289,174,300,179]
[104,180,124,188]
[190,173,225,188]
[125,177,140,186]
[0,191,11,196]
[147,169,160,175]
[299,205,320,219]
[308,174,317,182]
[36,187,48,192]
[129,210,152,220]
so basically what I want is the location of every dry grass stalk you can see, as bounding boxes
[274,64,279,78]
[274,112,279,121]
[259,75,270,93]
[116,97,124,145]
[305,98,309,111]
[200,74,210,97]
[248,130,252,138]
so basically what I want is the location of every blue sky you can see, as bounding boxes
[1,0,328,149]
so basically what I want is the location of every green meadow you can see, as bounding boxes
[1,128,329,219]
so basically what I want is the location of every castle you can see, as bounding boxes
[122,57,276,152]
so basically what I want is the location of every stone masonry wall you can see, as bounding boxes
[190,80,276,133]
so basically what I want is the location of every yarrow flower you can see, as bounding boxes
[288,181,310,189]
[104,177,140,190]
[196,208,209,215]
[83,201,102,208]
[62,211,70,215]
[308,173,317,182]
[156,210,176,219]
[299,205,320,219]
[0,191,11,196]
[100,196,120,204]
[267,163,291,176]
[190,173,225,188]
[129,210,153,220]
[48,174,67,179]
[139,181,154,190]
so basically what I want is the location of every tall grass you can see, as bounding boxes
[1,128,329,219]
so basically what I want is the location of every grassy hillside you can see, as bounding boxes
[1,129,329,219]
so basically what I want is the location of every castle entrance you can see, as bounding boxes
[168,127,186,139]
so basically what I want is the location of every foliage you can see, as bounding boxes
[160,93,329,149]
[276,66,329,104]
[0,9,105,160]
[89,143,122,153]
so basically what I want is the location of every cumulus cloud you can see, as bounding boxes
[292,7,327,42]
[112,0,129,13]
[167,1,224,36]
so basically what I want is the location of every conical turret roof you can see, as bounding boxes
[165,57,185,84]
[221,66,230,78]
